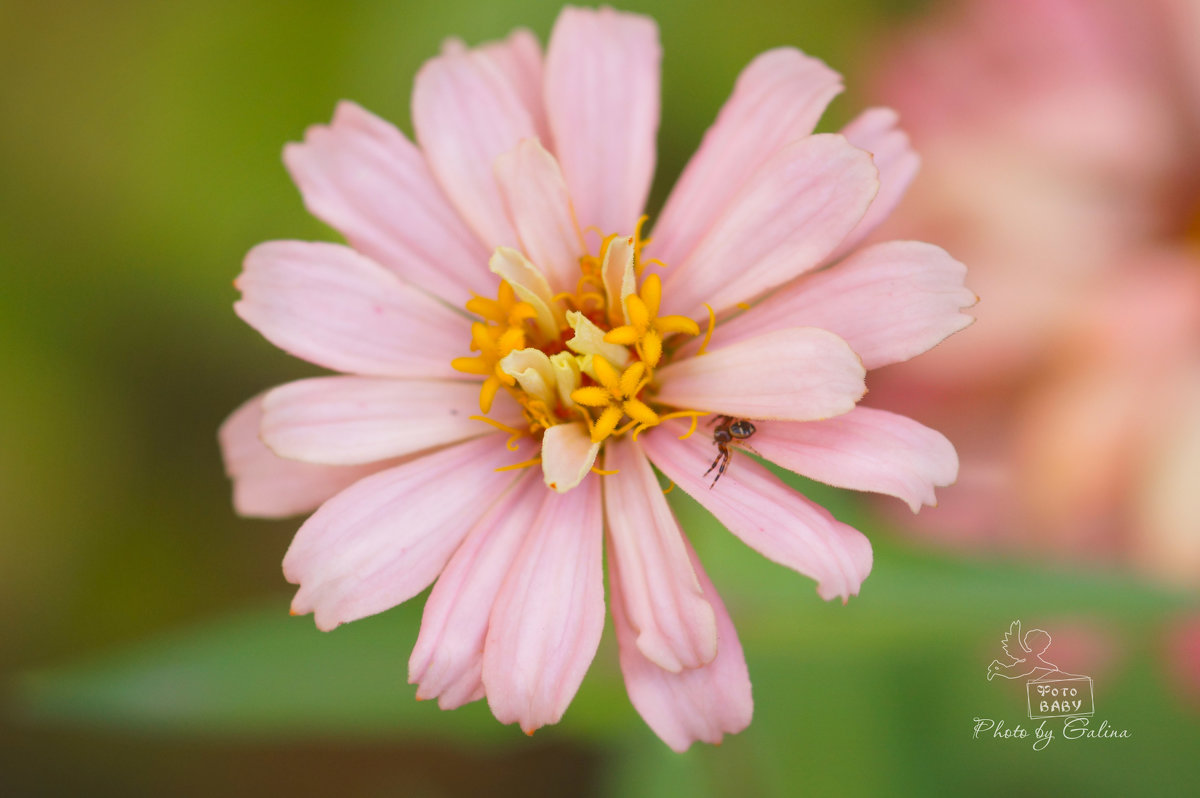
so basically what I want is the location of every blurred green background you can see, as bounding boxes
[2,0,1197,795]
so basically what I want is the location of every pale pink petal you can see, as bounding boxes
[829,107,921,260]
[409,470,544,709]
[750,407,958,513]
[235,241,466,378]
[655,328,866,421]
[494,139,585,293]
[604,438,717,672]
[612,532,752,752]
[540,422,601,493]
[477,29,550,145]
[283,434,527,631]
[260,376,523,466]
[544,7,660,235]
[703,241,975,370]
[412,46,536,248]
[219,394,387,519]
[642,420,873,602]
[660,135,879,318]
[282,101,492,305]
[650,48,843,268]
[483,474,604,733]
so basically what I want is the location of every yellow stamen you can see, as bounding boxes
[590,466,620,476]
[579,291,607,310]
[656,410,709,439]
[612,418,641,437]
[662,481,676,495]
[602,273,699,369]
[631,215,652,277]
[577,405,598,440]
[551,291,578,309]
[455,218,712,483]
[495,457,542,472]
[696,303,716,356]
[469,415,526,451]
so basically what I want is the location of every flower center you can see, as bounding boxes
[452,217,713,461]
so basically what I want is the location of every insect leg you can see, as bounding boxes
[703,449,724,477]
[711,451,731,487]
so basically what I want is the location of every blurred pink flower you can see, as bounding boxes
[864,0,1200,581]
[219,7,972,749]
[1166,613,1200,706]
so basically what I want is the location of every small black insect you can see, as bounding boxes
[705,415,756,487]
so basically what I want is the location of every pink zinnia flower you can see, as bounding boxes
[219,6,972,750]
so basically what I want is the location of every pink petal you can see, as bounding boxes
[409,470,544,709]
[494,139,585,294]
[750,407,959,513]
[650,48,843,268]
[412,44,536,248]
[544,7,660,235]
[604,438,717,672]
[283,434,527,631]
[829,107,921,260]
[540,422,601,493]
[655,328,866,421]
[235,241,466,378]
[660,134,879,319]
[704,241,975,370]
[612,532,752,752]
[476,29,550,146]
[219,394,387,518]
[260,376,523,466]
[483,473,604,734]
[282,101,493,305]
[641,420,873,602]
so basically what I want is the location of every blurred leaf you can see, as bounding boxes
[11,528,1195,741]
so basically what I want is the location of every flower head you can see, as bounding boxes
[220,6,972,751]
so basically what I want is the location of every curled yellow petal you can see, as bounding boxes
[641,329,663,368]
[479,376,501,414]
[603,325,640,346]
[640,272,662,318]
[466,295,505,323]
[622,398,659,426]
[571,386,612,407]
[592,405,624,442]
[618,362,646,398]
[655,314,701,337]
[451,356,491,376]
[626,293,651,331]
[592,356,621,393]
[497,326,525,352]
